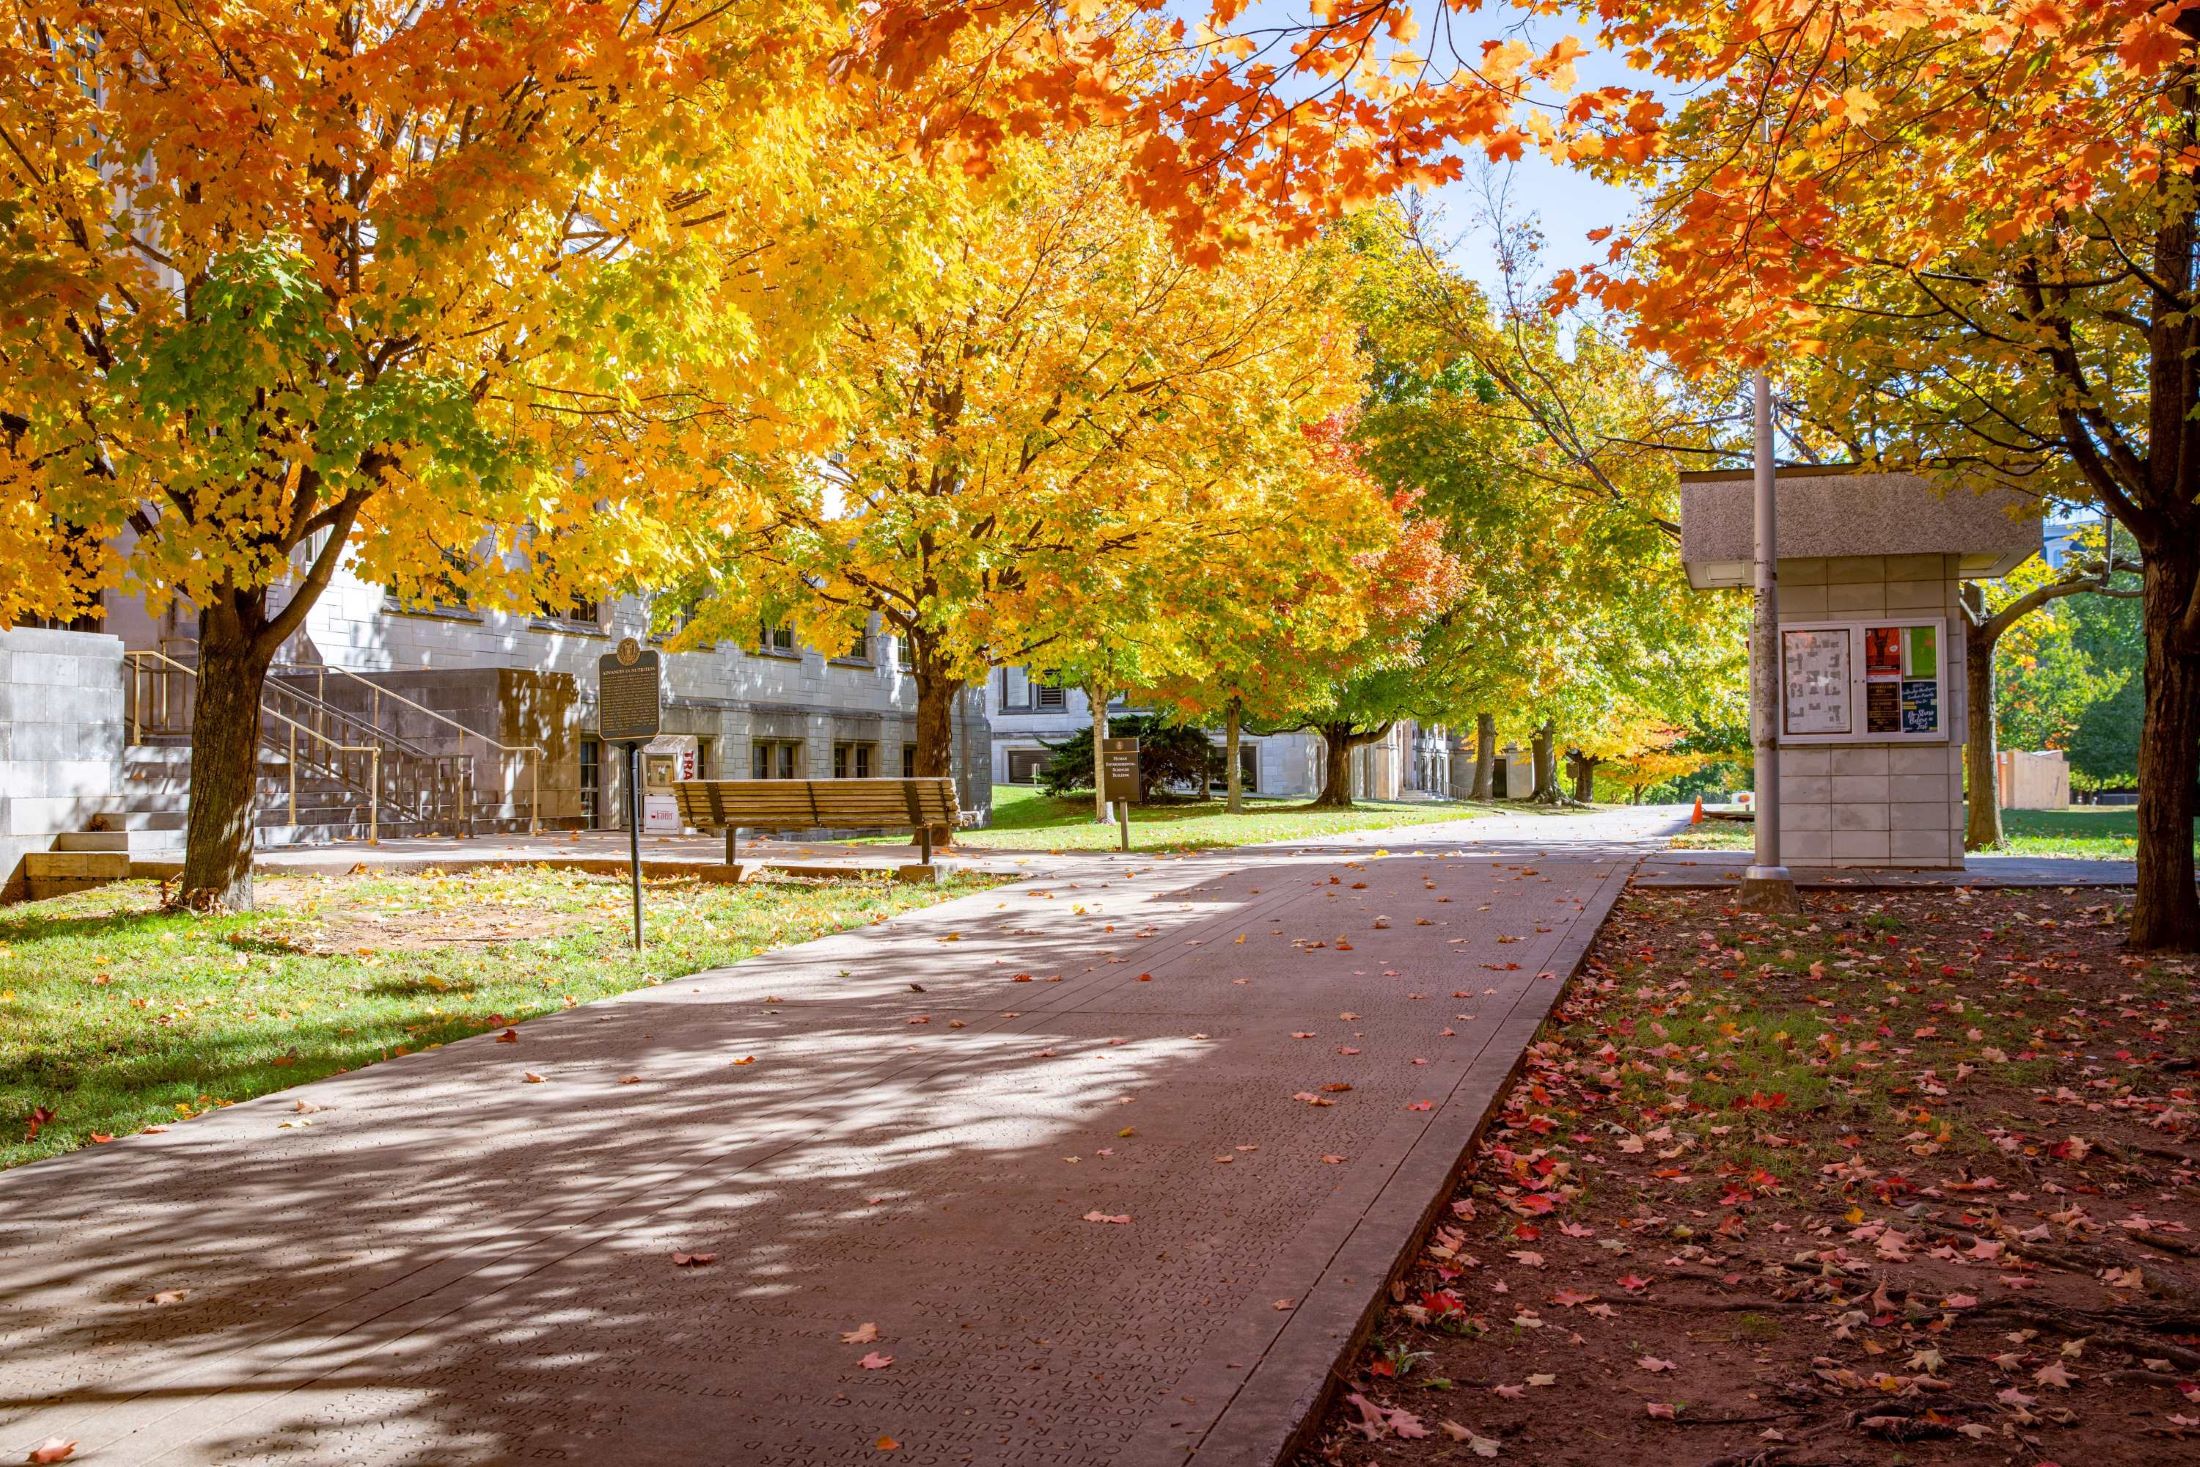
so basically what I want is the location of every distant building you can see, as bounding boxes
[984,668,1449,802]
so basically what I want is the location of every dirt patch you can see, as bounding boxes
[1299,885,2200,1467]
[242,878,594,953]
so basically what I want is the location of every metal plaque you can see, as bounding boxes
[1100,736,1142,803]
[598,642,662,744]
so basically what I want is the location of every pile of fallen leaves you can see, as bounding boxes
[1302,885,2200,1466]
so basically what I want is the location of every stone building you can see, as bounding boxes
[70,553,992,853]
[985,669,1449,802]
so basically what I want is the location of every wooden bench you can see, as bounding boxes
[673,777,961,869]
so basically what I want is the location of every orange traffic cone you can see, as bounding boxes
[1690,795,1704,825]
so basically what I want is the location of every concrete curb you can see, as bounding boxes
[1158,854,1641,1467]
[126,855,971,885]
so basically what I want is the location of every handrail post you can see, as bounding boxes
[530,751,540,837]
[289,723,298,825]
[369,748,380,844]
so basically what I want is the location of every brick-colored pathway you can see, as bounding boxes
[0,809,1675,1466]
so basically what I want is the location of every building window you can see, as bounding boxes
[579,738,602,828]
[833,628,871,664]
[22,607,103,633]
[757,624,796,657]
[1209,742,1258,795]
[544,595,601,627]
[896,637,915,671]
[833,741,875,779]
[752,740,801,779]
[998,666,1067,713]
[1006,748,1049,784]
[902,743,917,779]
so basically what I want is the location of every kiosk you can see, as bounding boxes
[1679,467,2039,868]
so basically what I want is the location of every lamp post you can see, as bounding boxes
[1741,369,1801,913]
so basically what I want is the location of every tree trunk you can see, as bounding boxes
[1529,721,1561,803]
[1964,609,2005,850]
[909,636,963,850]
[1570,753,1598,803]
[1088,683,1109,822]
[1313,724,1355,808]
[2131,547,2200,949]
[178,606,276,910]
[1225,698,1243,813]
[1471,712,1495,800]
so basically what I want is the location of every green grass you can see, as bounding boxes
[0,866,989,1171]
[1670,804,2174,859]
[1996,805,2151,858]
[945,783,1495,852]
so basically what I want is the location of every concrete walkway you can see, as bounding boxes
[0,808,1680,1467]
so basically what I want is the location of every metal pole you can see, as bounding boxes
[529,752,540,837]
[369,747,381,845]
[289,724,297,825]
[1118,801,1130,853]
[626,741,644,951]
[1742,370,1800,912]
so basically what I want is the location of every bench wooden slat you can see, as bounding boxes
[673,778,958,834]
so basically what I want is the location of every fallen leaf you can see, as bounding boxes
[26,1440,76,1464]
[859,1352,894,1370]
[1638,1356,1677,1373]
[1321,1154,1348,1164]
[1645,1402,1676,1420]
[841,1323,880,1344]
[875,1436,900,1452]
[145,1289,188,1306]
[1083,1211,1131,1225]
[671,1252,717,1267]
[522,1071,545,1084]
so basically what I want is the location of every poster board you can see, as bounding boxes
[1778,619,1948,744]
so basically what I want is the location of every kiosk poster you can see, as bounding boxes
[1866,680,1901,733]
[1904,624,1937,677]
[1782,627,1852,736]
[1864,626,1902,678]
[1901,679,1939,733]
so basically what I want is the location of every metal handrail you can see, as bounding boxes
[270,660,542,835]
[261,675,450,762]
[125,649,387,843]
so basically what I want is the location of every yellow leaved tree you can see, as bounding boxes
[671,94,1376,835]
[0,1,867,906]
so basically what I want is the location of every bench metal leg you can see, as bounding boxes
[726,826,738,867]
[919,827,932,866]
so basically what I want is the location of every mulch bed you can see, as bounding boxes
[1298,884,2200,1467]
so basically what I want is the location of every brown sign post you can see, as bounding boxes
[1100,736,1140,851]
[598,638,662,950]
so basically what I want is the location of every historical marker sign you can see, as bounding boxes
[1101,736,1142,803]
[598,637,662,744]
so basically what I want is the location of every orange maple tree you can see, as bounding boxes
[1565,0,2200,948]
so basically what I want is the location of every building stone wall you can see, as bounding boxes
[109,554,992,831]
[0,628,125,898]
[1773,554,1968,868]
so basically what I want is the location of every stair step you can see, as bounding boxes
[53,831,130,853]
